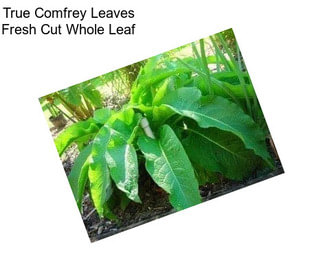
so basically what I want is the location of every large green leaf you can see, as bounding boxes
[54,118,100,156]
[68,144,92,210]
[182,124,263,180]
[93,108,113,124]
[105,109,141,202]
[161,87,273,166]
[138,125,201,211]
[88,125,113,218]
[106,142,140,203]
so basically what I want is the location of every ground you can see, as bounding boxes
[83,160,283,242]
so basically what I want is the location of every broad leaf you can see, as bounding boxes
[88,125,113,218]
[161,87,273,166]
[138,125,201,211]
[93,108,113,124]
[55,118,100,156]
[68,144,92,210]
[183,124,263,180]
[106,142,140,203]
[106,109,141,203]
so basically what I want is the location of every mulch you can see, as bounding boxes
[83,160,283,242]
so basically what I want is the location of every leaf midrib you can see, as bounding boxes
[158,139,190,207]
[186,127,247,161]
[181,109,242,138]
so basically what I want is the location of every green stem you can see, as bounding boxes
[199,39,213,95]
[209,35,231,71]
[218,33,252,117]
[54,93,83,121]
[47,104,56,117]
[51,103,76,123]
[176,57,242,107]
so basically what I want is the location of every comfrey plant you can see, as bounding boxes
[55,31,274,218]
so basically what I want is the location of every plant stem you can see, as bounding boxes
[218,33,252,117]
[83,95,94,114]
[54,92,84,121]
[51,103,76,123]
[199,39,213,96]
[209,35,231,71]
[176,57,242,107]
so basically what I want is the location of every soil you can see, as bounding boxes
[82,159,283,242]
[49,114,67,129]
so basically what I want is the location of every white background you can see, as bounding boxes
[1,0,322,270]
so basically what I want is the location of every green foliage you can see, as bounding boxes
[39,76,105,123]
[93,108,113,124]
[53,29,276,219]
[182,123,263,180]
[55,118,100,156]
[161,87,272,166]
[68,144,92,209]
[105,110,142,204]
[138,125,201,210]
[88,124,116,218]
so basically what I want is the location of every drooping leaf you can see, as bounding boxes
[68,144,92,210]
[161,87,273,166]
[106,142,140,203]
[88,125,113,218]
[105,109,141,203]
[54,118,100,156]
[182,123,263,180]
[138,125,201,211]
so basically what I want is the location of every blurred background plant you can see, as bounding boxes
[40,60,145,129]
